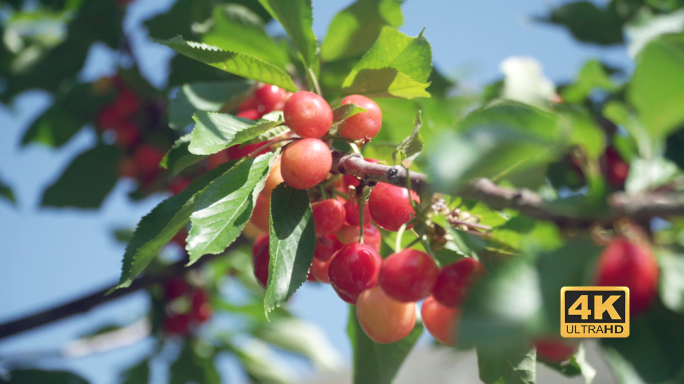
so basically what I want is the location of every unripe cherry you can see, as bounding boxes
[379,249,438,302]
[432,258,485,308]
[356,286,416,343]
[339,95,382,140]
[336,224,381,252]
[315,234,343,262]
[283,91,333,138]
[344,199,371,227]
[252,234,270,289]
[368,183,419,231]
[533,338,578,362]
[328,243,382,304]
[422,295,460,345]
[281,138,332,190]
[255,84,284,113]
[312,199,346,235]
[164,313,191,335]
[249,194,270,232]
[311,258,332,283]
[595,237,659,314]
[237,109,261,120]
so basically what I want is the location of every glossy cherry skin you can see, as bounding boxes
[312,199,346,235]
[595,238,659,314]
[533,338,578,362]
[164,277,187,300]
[281,138,332,190]
[252,234,270,289]
[328,243,383,304]
[133,145,165,174]
[315,234,343,262]
[422,295,460,345]
[344,199,372,227]
[356,286,416,343]
[432,258,485,308]
[164,313,191,335]
[379,249,438,302]
[283,91,333,138]
[255,84,284,113]
[249,194,270,232]
[311,258,332,283]
[237,109,261,120]
[336,224,381,252]
[368,183,419,231]
[339,95,382,140]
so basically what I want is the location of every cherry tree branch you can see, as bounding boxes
[0,237,247,341]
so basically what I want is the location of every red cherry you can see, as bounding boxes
[339,95,382,140]
[368,183,419,231]
[111,89,140,118]
[168,177,192,195]
[112,121,140,147]
[307,271,317,282]
[344,199,372,227]
[237,109,261,120]
[311,258,332,283]
[171,229,188,249]
[336,224,381,252]
[595,238,659,314]
[432,258,485,308]
[356,286,416,343]
[164,277,187,300]
[328,243,382,304]
[283,91,333,138]
[164,313,190,335]
[249,194,270,232]
[227,140,274,160]
[96,105,122,130]
[252,234,270,289]
[281,138,332,189]
[133,145,165,174]
[315,235,343,261]
[379,249,438,302]
[605,147,629,188]
[534,338,578,362]
[238,96,257,112]
[422,295,460,345]
[312,199,346,235]
[255,84,284,114]
[190,289,212,323]
[207,149,230,170]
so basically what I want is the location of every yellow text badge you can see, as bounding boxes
[561,287,629,338]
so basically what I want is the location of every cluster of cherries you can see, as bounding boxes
[162,276,212,335]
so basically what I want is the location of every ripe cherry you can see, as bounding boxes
[171,229,188,249]
[238,96,257,112]
[356,286,416,344]
[283,91,333,138]
[249,194,270,232]
[344,199,371,227]
[237,109,261,120]
[328,243,382,304]
[312,199,346,235]
[261,159,284,197]
[111,89,140,118]
[207,150,230,170]
[133,145,165,174]
[368,183,419,231]
[164,277,187,300]
[315,235,342,261]
[339,95,382,140]
[252,234,270,289]
[432,258,485,308]
[422,295,460,345]
[379,249,438,302]
[190,289,212,323]
[164,313,190,335]
[605,147,629,188]
[113,122,140,148]
[168,177,192,195]
[281,138,332,189]
[595,237,659,314]
[227,140,273,160]
[311,258,332,283]
[534,338,578,362]
[255,84,284,113]
[336,224,381,252]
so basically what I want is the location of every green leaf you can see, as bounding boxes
[170,342,220,384]
[340,27,432,99]
[392,111,423,167]
[252,122,291,143]
[629,36,684,138]
[257,0,319,71]
[538,1,625,45]
[0,369,89,384]
[120,358,150,384]
[476,344,536,384]
[539,344,596,384]
[161,134,206,176]
[112,161,235,291]
[42,144,121,209]
[189,111,284,155]
[0,174,16,205]
[329,103,367,134]
[321,0,403,62]
[347,305,423,384]
[264,184,315,317]
[658,250,684,314]
[561,60,617,104]
[625,157,680,193]
[556,105,606,160]
[491,216,563,253]
[169,80,253,129]
[155,36,297,92]
[188,153,274,264]
[603,101,656,159]
[226,338,296,384]
[199,4,288,67]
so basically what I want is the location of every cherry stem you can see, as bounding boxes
[395,223,407,254]
[248,137,298,158]
[449,219,492,231]
[308,67,323,97]
[404,237,422,249]
[359,198,366,244]
[319,185,329,200]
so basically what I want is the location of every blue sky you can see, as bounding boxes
[0,0,631,383]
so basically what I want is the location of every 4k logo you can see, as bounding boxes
[561,287,630,338]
